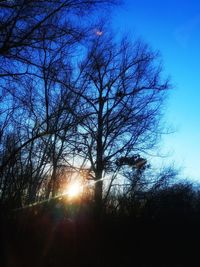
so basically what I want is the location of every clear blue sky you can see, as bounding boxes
[112,0,200,181]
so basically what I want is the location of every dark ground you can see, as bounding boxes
[1,203,200,267]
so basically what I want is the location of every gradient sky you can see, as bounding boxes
[113,0,200,181]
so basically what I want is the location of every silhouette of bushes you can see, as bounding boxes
[1,181,200,266]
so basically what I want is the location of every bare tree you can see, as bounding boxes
[0,46,82,207]
[76,33,169,213]
[0,0,118,173]
[0,0,117,60]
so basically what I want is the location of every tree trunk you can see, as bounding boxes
[51,167,57,197]
[94,178,103,217]
[95,93,104,218]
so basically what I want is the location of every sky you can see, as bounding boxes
[113,0,200,181]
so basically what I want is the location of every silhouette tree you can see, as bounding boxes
[0,0,119,209]
[76,32,169,214]
[0,0,118,161]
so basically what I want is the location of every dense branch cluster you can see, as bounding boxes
[0,0,171,211]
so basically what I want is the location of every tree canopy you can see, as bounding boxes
[0,1,170,213]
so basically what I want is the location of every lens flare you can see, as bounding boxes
[96,30,103,36]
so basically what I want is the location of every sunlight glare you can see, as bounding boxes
[65,182,82,198]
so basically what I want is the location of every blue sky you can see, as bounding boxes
[113,0,200,181]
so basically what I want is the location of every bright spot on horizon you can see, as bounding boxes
[65,182,83,198]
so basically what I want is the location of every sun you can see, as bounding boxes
[65,181,83,199]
